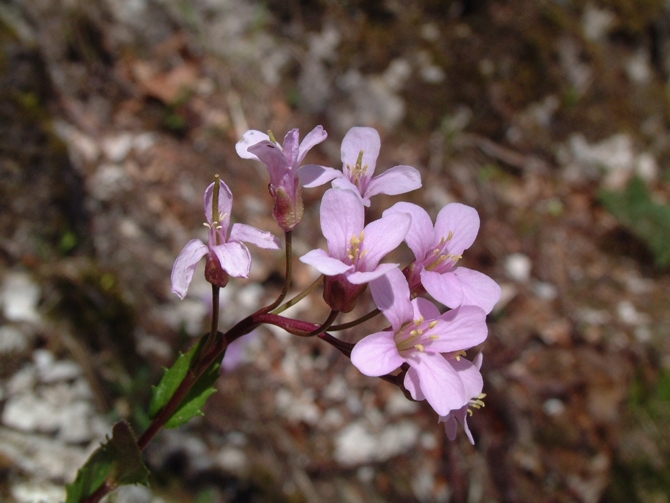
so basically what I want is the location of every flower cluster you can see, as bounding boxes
[171,125,500,444]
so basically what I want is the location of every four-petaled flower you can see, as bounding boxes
[236,126,328,231]
[299,188,411,312]
[383,201,501,313]
[351,268,488,416]
[171,179,280,299]
[299,126,422,207]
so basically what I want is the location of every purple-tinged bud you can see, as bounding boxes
[323,274,367,313]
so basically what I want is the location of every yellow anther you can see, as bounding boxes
[414,316,424,326]
[429,335,439,340]
[428,321,438,329]
[410,330,418,336]
[203,222,211,228]
[447,230,453,241]
[267,130,277,144]
[453,350,467,361]
[415,344,424,352]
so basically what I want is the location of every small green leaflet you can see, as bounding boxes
[149,335,221,429]
[65,421,149,503]
[600,177,670,268]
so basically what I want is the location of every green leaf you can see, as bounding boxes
[65,421,149,503]
[149,336,221,429]
[600,177,670,268]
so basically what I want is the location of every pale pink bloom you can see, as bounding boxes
[299,126,421,207]
[299,188,411,311]
[350,268,487,416]
[235,126,328,230]
[383,202,501,313]
[438,353,485,445]
[171,180,280,299]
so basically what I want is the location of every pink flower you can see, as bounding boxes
[350,268,488,416]
[171,179,280,299]
[438,353,485,445]
[383,202,501,313]
[299,188,411,312]
[299,126,421,207]
[236,126,328,231]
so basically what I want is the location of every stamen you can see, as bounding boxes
[414,316,424,326]
[267,130,277,144]
[453,350,467,361]
[429,335,439,340]
[447,230,454,241]
[414,344,424,352]
[428,321,438,329]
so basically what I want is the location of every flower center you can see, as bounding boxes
[424,231,461,272]
[394,317,439,354]
[347,230,368,265]
[347,150,368,185]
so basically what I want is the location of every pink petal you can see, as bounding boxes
[412,298,441,321]
[347,263,399,285]
[340,127,380,182]
[229,223,280,250]
[298,164,342,188]
[410,351,465,416]
[421,269,464,309]
[404,367,425,401]
[248,141,290,187]
[171,239,209,299]
[365,165,422,199]
[235,130,271,160]
[428,306,488,353]
[320,188,364,262]
[297,125,327,165]
[331,177,369,206]
[351,331,405,376]
[448,357,484,399]
[203,180,233,228]
[299,249,353,276]
[370,268,413,331]
[361,212,411,270]
[211,242,252,278]
[452,267,502,314]
[442,411,460,441]
[383,202,435,261]
[282,129,300,168]
[434,203,480,256]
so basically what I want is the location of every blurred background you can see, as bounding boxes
[1,0,669,501]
